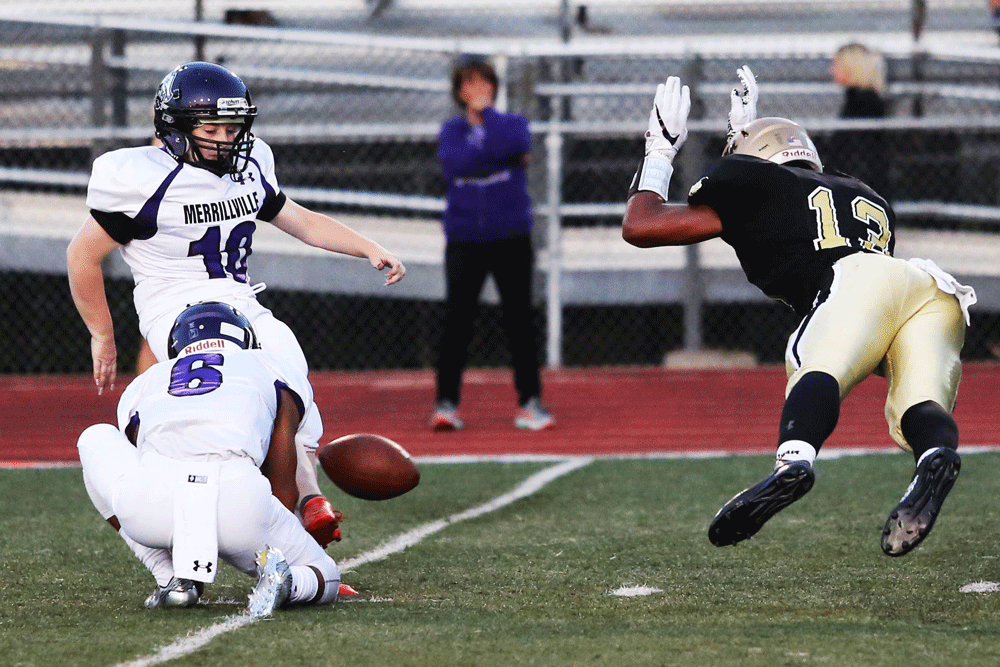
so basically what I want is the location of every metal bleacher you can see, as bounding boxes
[2,6,999,368]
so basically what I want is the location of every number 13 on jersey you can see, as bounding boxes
[808,186,891,254]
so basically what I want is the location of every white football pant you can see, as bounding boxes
[78,423,339,601]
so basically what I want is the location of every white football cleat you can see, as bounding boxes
[247,546,291,618]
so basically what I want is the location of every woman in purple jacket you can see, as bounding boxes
[431,57,554,432]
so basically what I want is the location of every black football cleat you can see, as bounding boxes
[709,460,815,547]
[881,447,961,557]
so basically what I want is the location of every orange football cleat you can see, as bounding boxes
[338,583,359,596]
[301,496,343,547]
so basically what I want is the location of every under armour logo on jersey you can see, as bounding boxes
[187,474,208,484]
[192,560,213,573]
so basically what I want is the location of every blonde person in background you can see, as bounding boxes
[828,42,891,198]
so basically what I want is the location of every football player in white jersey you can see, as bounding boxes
[67,62,405,548]
[77,302,340,614]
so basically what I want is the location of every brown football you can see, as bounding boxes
[317,433,419,501]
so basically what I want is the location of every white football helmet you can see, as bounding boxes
[724,117,823,172]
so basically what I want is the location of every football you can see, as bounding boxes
[317,433,420,501]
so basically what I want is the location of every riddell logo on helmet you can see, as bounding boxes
[181,339,227,355]
[217,97,249,111]
[779,149,817,160]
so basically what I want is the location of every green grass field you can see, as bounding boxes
[3,452,1000,667]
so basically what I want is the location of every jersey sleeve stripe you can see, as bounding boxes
[257,190,287,222]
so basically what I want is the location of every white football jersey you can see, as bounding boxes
[86,140,285,331]
[116,348,313,466]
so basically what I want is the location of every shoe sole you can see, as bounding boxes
[515,421,554,431]
[881,449,961,557]
[432,420,461,432]
[709,463,815,547]
[247,576,281,617]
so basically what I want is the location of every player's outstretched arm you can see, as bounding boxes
[629,76,690,201]
[623,195,722,247]
[271,198,406,285]
[622,75,722,248]
[67,216,121,394]
[135,338,157,375]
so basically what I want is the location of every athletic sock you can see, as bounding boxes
[120,531,174,587]
[775,440,817,468]
[290,566,319,604]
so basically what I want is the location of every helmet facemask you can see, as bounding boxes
[184,118,256,178]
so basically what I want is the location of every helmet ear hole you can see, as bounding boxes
[159,130,188,160]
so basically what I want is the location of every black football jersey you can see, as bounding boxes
[688,154,895,316]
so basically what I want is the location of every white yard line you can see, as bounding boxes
[112,456,593,667]
[113,615,255,667]
[339,456,592,571]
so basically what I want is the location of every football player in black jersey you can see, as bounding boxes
[622,68,976,557]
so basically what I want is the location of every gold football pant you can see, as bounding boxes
[785,253,966,450]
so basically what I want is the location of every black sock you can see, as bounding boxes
[900,400,959,462]
[778,371,840,453]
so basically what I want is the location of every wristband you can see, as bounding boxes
[629,153,674,200]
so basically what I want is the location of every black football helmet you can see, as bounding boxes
[168,301,259,359]
[153,62,258,178]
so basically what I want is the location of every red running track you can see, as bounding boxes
[3,363,998,464]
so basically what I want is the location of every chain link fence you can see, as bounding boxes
[2,5,999,374]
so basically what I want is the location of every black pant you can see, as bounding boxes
[435,236,541,407]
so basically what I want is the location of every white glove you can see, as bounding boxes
[726,65,758,144]
[631,76,690,200]
[645,76,691,160]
